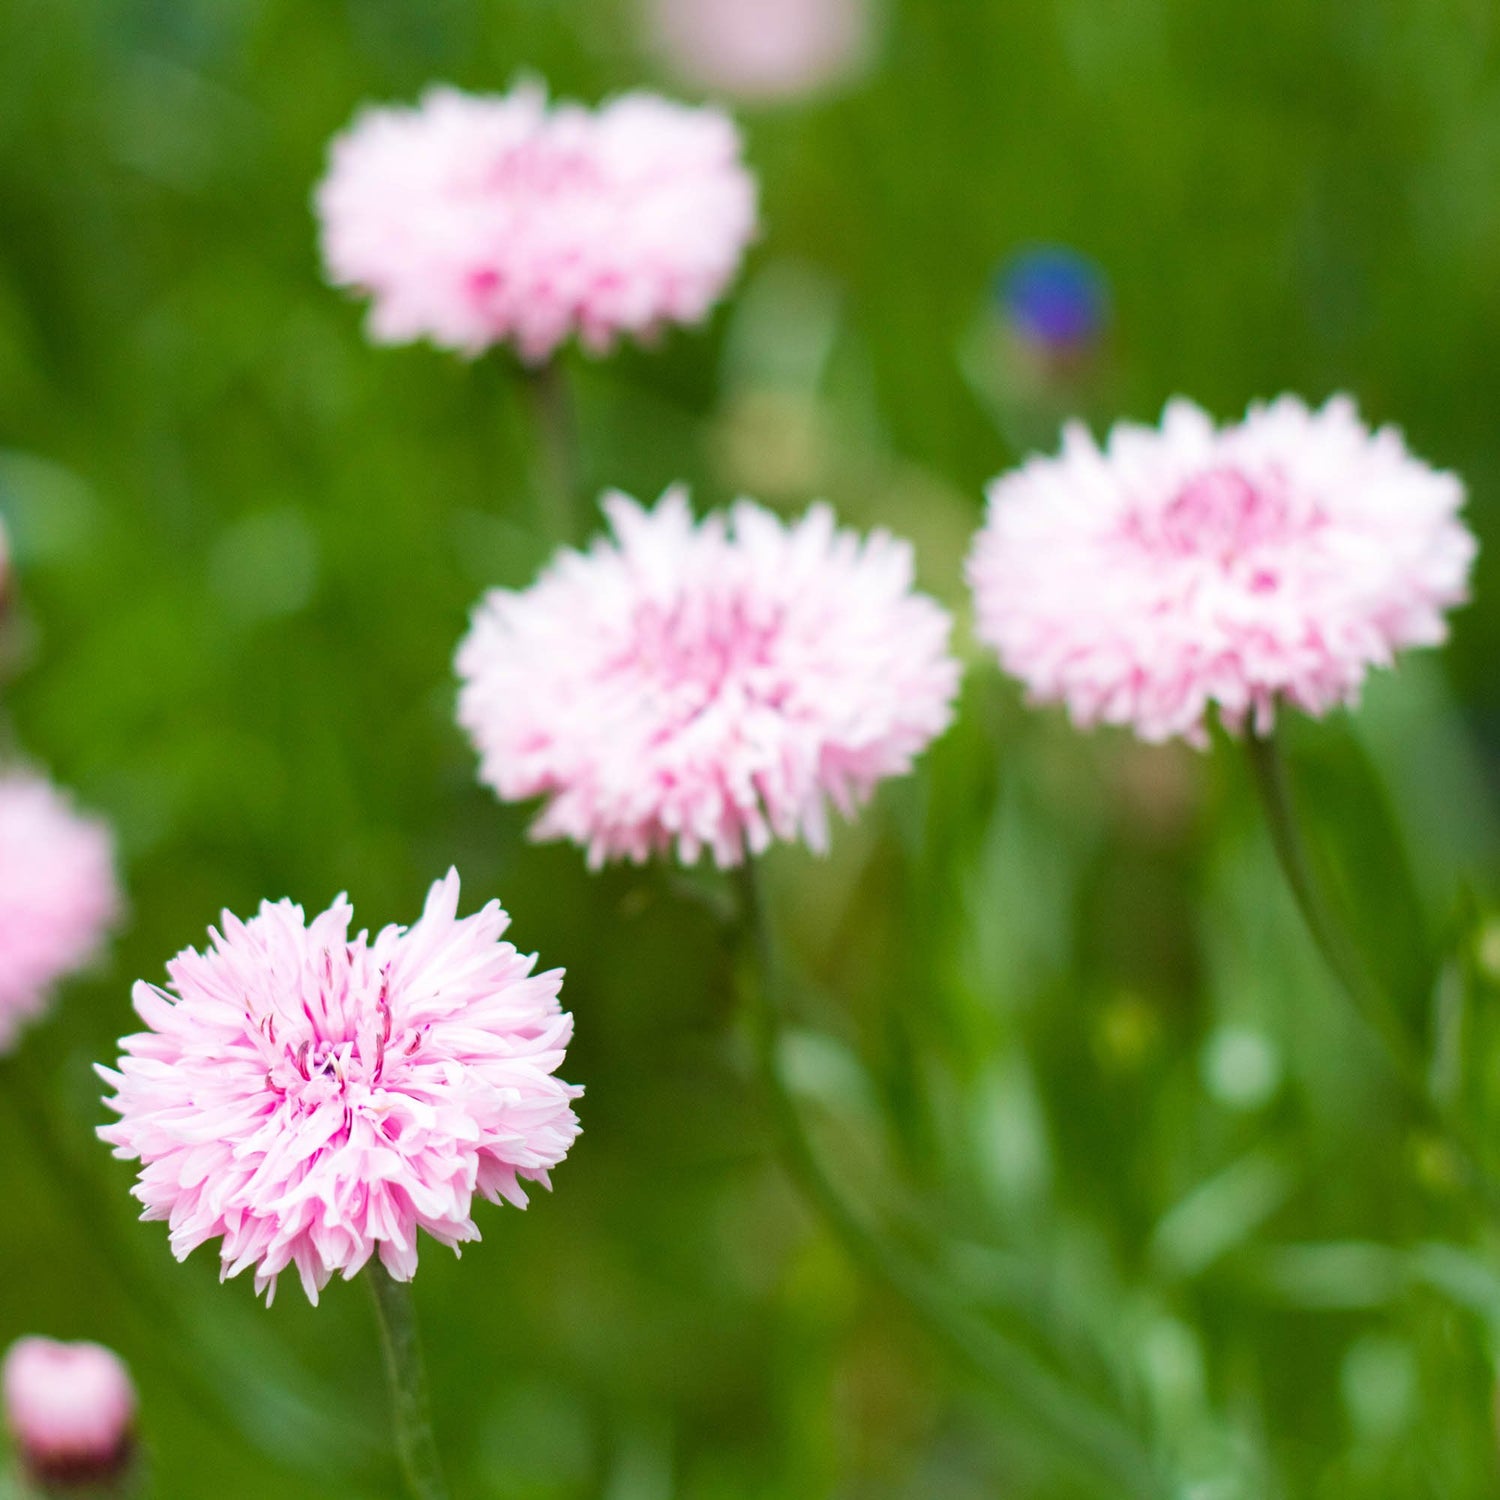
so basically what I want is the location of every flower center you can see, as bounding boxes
[486,140,603,198]
[621,593,783,720]
[256,955,418,1113]
[1148,467,1302,562]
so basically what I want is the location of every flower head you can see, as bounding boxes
[967,395,1475,745]
[315,83,757,363]
[98,871,580,1305]
[644,0,872,102]
[456,487,959,868]
[0,771,118,1052]
[2,1337,136,1488]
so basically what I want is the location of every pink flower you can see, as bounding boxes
[98,871,580,1305]
[315,83,758,363]
[0,771,118,1053]
[455,487,959,868]
[644,0,873,102]
[967,395,1476,746]
[2,1337,136,1487]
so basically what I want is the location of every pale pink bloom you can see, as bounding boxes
[645,0,873,102]
[0,771,118,1052]
[967,395,1476,746]
[98,871,580,1305]
[456,487,959,868]
[315,83,757,363]
[2,1337,136,1486]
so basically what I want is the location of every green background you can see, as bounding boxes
[3,1,1500,1495]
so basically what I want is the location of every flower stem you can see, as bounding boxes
[1245,724,1500,1212]
[366,1261,451,1500]
[1244,725,1414,1067]
[732,862,1168,1500]
[524,359,580,544]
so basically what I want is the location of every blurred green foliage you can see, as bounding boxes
[3,0,1500,1496]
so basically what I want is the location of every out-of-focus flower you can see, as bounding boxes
[644,0,874,102]
[315,83,757,364]
[0,771,118,1053]
[2,1337,136,1488]
[456,487,959,868]
[967,395,1475,746]
[98,871,580,1305]
[997,246,1110,359]
[963,246,1113,454]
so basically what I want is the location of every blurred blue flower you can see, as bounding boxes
[963,245,1114,449]
[996,245,1109,352]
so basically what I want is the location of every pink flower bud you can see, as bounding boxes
[3,1338,136,1488]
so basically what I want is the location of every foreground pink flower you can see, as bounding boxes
[316,82,757,363]
[0,771,118,1052]
[456,487,959,867]
[2,1337,136,1488]
[644,0,872,102]
[98,871,580,1305]
[967,395,1475,746]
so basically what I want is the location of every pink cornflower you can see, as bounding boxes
[644,0,873,102]
[2,1337,136,1488]
[315,82,757,363]
[0,771,118,1052]
[455,487,960,868]
[98,871,580,1305]
[966,395,1475,746]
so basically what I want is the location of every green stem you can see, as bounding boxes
[1244,726,1414,1068]
[366,1262,451,1500]
[733,863,1168,1500]
[1246,725,1500,1212]
[523,359,580,544]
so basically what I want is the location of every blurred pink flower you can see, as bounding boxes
[645,0,873,102]
[456,487,959,868]
[98,871,580,1305]
[315,83,757,363]
[2,1337,136,1487]
[967,395,1475,746]
[0,771,118,1052]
